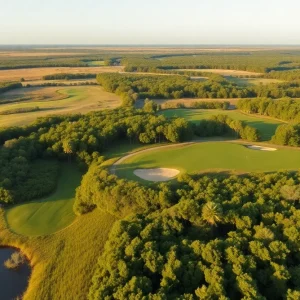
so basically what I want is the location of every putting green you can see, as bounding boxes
[159,109,283,141]
[6,163,82,236]
[115,142,300,181]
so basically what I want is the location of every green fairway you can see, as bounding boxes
[159,109,283,140]
[6,163,82,236]
[225,76,283,86]
[116,142,300,181]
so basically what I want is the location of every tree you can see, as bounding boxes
[202,202,222,226]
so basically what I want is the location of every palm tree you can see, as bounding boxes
[202,202,223,226]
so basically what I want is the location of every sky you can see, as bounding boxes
[0,0,300,45]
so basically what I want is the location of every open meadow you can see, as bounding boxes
[115,141,300,181]
[0,85,121,127]
[160,108,283,140]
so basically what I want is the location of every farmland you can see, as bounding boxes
[0,86,121,127]
[0,66,123,82]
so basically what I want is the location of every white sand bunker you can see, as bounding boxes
[246,145,277,151]
[134,168,180,182]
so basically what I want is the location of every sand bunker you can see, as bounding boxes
[134,168,180,181]
[246,145,277,151]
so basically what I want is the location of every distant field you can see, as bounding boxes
[6,163,82,236]
[116,142,300,181]
[175,68,263,76]
[0,66,123,82]
[0,86,121,127]
[226,76,283,86]
[86,60,105,66]
[0,52,90,57]
[159,108,283,140]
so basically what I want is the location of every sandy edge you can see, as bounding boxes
[246,145,277,151]
[134,168,180,182]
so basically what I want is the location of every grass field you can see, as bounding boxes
[0,86,121,127]
[6,163,82,236]
[115,142,300,181]
[0,66,123,82]
[21,78,97,86]
[225,76,283,86]
[160,109,283,140]
[86,60,105,66]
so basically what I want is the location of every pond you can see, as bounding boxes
[0,247,31,300]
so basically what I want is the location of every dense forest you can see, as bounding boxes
[122,52,300,73]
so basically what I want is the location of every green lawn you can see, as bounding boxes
[5,163,82,236]
[116,142,300,181]
[159,109,283,141]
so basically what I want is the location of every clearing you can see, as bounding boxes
[159,108,283,141]
[0,86,121,127]
[5,163,82,236]
[225,76,283,86]
[115,142,300,181]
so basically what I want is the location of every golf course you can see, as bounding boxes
[160,108,283,140]
[115,141,300,181]
[5,163,82,236]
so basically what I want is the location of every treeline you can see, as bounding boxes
[97,73,300,107]
[0,82,22,94]
[24,82,97,88]
[271,124,300,147]
[122,51,300,73]
[42,73,96,80]
[87,168,300,299]
[237,97,300,122]
[162,100,230,110]
[264,70,300,81]
[194,115,260,141]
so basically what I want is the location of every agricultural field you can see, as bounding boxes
[6,163,82,236]
[115,142,300,181]
[0,66,123,82]
[85,60,105,66]
[0,85,121,127]
[20,78,97,86]
[160,108,283,140]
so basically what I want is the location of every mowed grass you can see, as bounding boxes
[0,86,121,127]
[6,163,82,236]
[160,109,283,140]
[116,142,300,181]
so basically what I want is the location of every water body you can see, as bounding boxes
[0,247,31,300]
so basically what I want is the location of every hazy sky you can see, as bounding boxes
[1,0,300,44]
